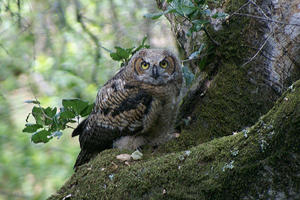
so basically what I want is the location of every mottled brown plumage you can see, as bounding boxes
[72,49,183,169]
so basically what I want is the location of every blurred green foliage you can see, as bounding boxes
[0,0,175,199]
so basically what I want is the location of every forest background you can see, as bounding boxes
[0,0,176,199]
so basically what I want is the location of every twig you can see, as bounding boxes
[34,97,53,121]
[98,43,113,53]
[182,52,208,63]
[228,1,251,18]
[242,30,274,67]
[66,124,75,129]
[233,13,300,27]
[168,3,220,46]
[0,43,10,55]
[74,0,101,84]
[248,0,269,19]
[17,0,21,28]
[202,27,220,46]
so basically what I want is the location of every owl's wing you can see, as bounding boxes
[72,78,157,167]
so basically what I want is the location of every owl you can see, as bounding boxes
[72,49,183,169]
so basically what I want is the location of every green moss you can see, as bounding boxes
[48,80,300,199]
[161,62,276,153]
[160,0,280,153]
[48,0,300,197]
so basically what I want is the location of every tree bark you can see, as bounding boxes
[48,0,300,199]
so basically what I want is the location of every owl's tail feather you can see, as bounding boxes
[73,149,95,170]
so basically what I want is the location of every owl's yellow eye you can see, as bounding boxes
[141,61,149,70]
[159,60,168,68]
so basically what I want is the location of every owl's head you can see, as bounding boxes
[128,49,182,85]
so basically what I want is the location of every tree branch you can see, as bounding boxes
[74,0,101,84]
[233,13,300,27]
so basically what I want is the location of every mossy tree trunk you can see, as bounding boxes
[49,0,300,199]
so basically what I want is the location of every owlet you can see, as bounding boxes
[72,49,183,169]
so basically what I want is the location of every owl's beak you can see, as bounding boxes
[151,65,159,79]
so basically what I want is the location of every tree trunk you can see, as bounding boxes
[48,0,300,199]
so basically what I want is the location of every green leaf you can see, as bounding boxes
[110,46,132,61]
[192,19,209,26]
[44,107,57,118]
[80,103,94,117]
[43,107,57,125]
[23,123,43,133]
[31,129,51,143]
[212,12,228,19]
[144,12,165,20]
[115,47,131,59]
[32,106,44,125]
[110,52,122,61]
[171,0,196,17]
[59,108,76,120]
[144,8,175,20]
[62,99,89,115]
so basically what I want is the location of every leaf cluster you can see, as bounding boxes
[23,99,94,143]
[144,0,228,36]
[110,36,150,66]
[145,0,227,70]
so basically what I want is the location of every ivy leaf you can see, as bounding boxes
[62,99,89,115]
[23,123,43,133]
[31,129,51,143]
